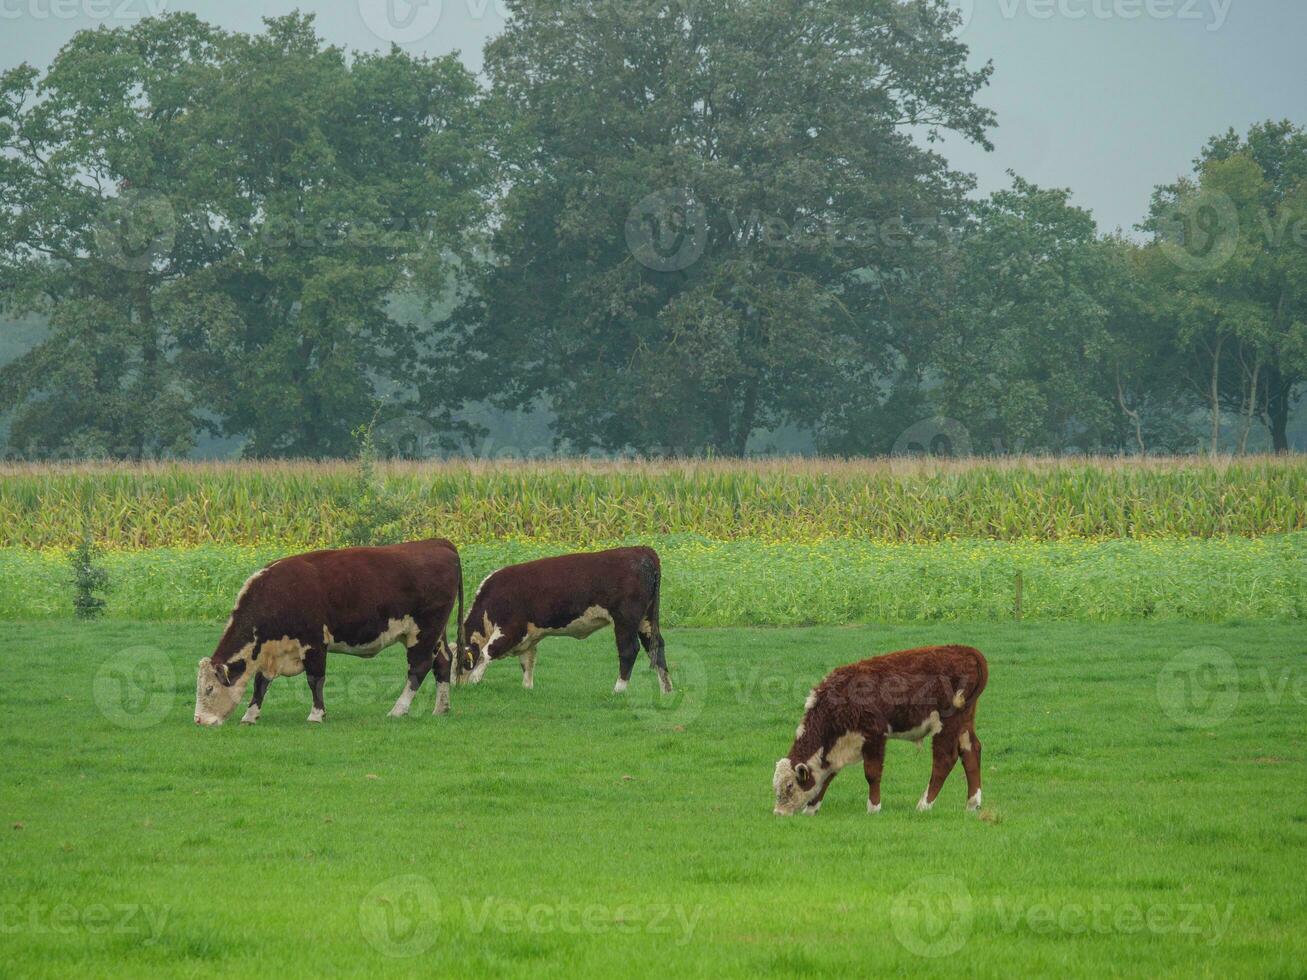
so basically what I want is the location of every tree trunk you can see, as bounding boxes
[1265,366,1292,453]
[1115,366,1145,455]
[1237,355,1261,455]
[733,374,761,457]
[1208,336,1223,455]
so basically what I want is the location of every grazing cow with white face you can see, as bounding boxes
[773,645,988,816]
[194,539,463,726]
[455,546,671,696]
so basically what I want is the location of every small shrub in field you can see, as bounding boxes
[68,507,108,619]
[335,421,405,548]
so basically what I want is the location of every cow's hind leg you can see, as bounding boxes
[304,648,327,723]
[959,717,983,811]
[918,721,962,811]
[391,637,436,719]
[241,672,273,725]
[612,621,641,695]
[429,642,452,715]
[637,591,671,695]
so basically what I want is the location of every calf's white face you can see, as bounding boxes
[194,657,249,726]
[773,758,819,816]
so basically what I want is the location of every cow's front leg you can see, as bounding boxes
[863,735,886,813]
[240,672,272,725]
[304,649,327,723]
[802,772,837,815]
[519,647,537,690]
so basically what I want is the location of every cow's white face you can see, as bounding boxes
[773,758,818,816]
[194,657,248,726]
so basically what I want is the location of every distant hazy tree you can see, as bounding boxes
[472,0,995,454]
[929,177,1123,453]
[1141,121,1307,453]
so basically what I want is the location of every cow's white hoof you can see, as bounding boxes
[613,678,628,694]
[802,801,821,815]
[967,790,983,812]
[240,705,260,725]
[387,705,410,719]
[916,791,934,812]
[868,801,882,814]
[307,709,325,723]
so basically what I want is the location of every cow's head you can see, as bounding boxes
[455,610,494,684]
[772,757,819,816]
[194,657,249,726]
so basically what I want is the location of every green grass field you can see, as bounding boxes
[3,620,1304,977]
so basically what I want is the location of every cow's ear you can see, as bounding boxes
[224,660,248,685]
[795,763,814,788]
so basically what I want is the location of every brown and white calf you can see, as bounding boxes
[194,539,464,726]
[456,546,671,695]
[772,645,988,816]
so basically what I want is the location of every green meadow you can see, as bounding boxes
[2,620,1304,978]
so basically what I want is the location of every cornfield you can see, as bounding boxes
[2,455,1305,550]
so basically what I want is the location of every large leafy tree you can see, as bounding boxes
[472,0,994,454]
[1,14,490,459]
[0,15,223,458]
[171,15,491,457]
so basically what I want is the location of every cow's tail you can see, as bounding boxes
[455,549,467,673]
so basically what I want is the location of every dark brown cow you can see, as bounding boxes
[455,546,671,696]
[193,539,463,726]
[772,645,988,816]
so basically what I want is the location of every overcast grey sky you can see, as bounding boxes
[2,0,1303,233]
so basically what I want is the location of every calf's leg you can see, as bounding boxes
[862,735,887,813]
[959,721,983,811]
[918,724,961,811]
[802,771,837,815]
[519,646,538,690]
[240,672,273,725]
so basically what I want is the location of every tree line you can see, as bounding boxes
[1,2,1304,460]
